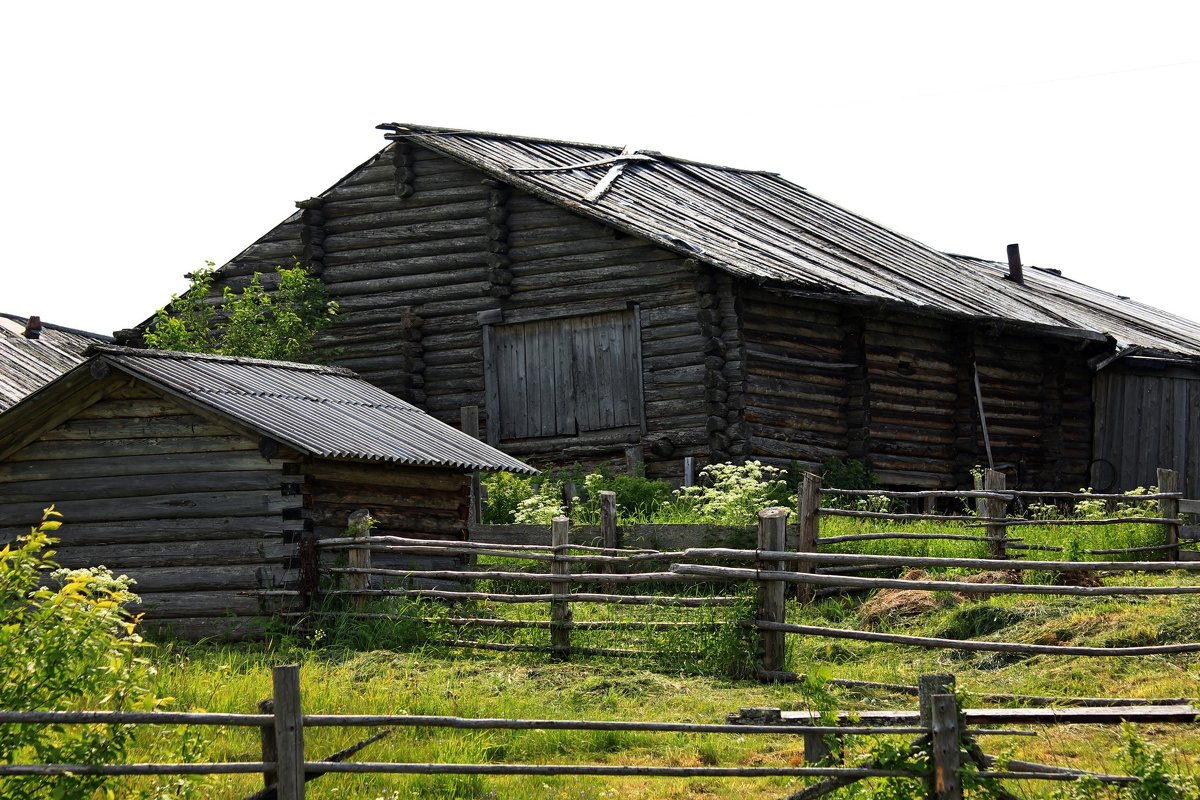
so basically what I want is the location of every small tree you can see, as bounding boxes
[0,508,172,799]
[144,260,337,362]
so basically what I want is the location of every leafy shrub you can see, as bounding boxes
[0,508,182,800]
[481,471,534,524]
[574,470,672,523]
[672,461,792,525]
[513,481,568,524]
[144,260,337,362]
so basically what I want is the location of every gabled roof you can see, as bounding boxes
[376,122,1200,359]
[0,313,113,411]
[3,345,535,474]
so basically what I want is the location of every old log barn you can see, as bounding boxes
[125,123,1200,494]
[0,345,534,640]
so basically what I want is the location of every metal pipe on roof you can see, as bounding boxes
[1006,244,1024,284]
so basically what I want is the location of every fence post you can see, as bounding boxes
[756,507,789,676]
[1158,467,1180,561]
[599,491,618,575]
[797,473,821,603]
[550,516,573,660]
[460,406,483,526]
[683,456,696,487]
[930,693,963,800]
[272,664,305,800]
[258,698,277,791]
[347,509,372,611]
[974,469,1007,559]
[918,673,955,728]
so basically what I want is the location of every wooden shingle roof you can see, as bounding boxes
[0,314,113,411]
[377,123,1200,359]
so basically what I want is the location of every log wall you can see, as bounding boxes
[304,460,471,586]
[0,382,300,641]
[740,287,1094,489]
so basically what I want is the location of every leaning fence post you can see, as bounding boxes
[1158,467,1180,561]
[460,406,483,526]
[756,507,789,676]
[797,473,821,603]
[930,693,963,800]
[599,491,618,574]
[975,469,1007,559]
[272,665,305,800]
[347,509,372,611]
[550,516,573,660]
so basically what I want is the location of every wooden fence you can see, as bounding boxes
[1,665,1195,800]
[301,472,1200,672]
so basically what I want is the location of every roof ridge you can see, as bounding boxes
[89,344,356,376]
[380,122,778,177]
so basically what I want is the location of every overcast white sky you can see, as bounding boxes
[2,1,1198,336]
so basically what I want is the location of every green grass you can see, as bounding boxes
[42,515,1200,799]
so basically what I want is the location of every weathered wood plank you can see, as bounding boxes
[0,490,297,526]
[0,470,284,502]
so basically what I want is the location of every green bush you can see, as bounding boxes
[0,508,185,799]
[672,461,793,525]
[481,471,534,524]
[574,470,672,523]
[144,260,337,362]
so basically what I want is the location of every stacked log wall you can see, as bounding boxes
[0,382,299,641]
[740,288,1093,489]
[973,332,1092,489]
[861,313,958,487]
[304,460,470,586]
[739,287,851,468]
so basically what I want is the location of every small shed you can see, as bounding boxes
[0,345,534,640]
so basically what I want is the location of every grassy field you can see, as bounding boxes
[20,514,1197,799]
[110,516,1200,800]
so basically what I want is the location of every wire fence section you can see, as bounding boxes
[2,667,1195,800]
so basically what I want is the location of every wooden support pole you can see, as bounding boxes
[599,491,618,575]
[756,507,789,676]
[683,456,696,488]
[347,509,372,611]
[624,445,644,477]
[272,665,305,800]
[258,699,276,791]
[930,693,963,800]
[974,470,1007,559]
[797,473,821,603]
[918,673,955,728]
[460,406,483,526]
[1158,468,1180,561]
[550,516,573,660]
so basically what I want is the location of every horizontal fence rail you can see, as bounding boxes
[3,667,1190,799]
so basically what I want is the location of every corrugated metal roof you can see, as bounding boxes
[0,314,113,411]
[378,123,1200,359]
[89,345,536,473]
